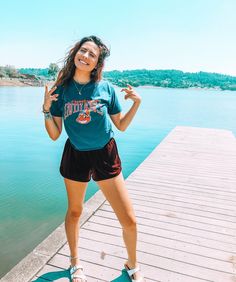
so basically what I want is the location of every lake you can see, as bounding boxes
[0,85,236,277]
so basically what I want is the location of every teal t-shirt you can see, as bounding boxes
[50,79,122,151]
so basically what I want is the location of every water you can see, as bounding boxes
[0,86,236,277]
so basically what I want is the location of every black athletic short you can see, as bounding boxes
[59,138,122,182]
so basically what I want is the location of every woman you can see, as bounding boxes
[43,35,144,282]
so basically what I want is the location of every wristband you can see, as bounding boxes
[44,112,52,120]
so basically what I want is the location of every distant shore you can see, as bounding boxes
[0,78,228,91]
[0,78,28,86]
[0,78,50,87]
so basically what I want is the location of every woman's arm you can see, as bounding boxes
[43,84,62,140]
[44,115,62,140]
[110,85,141,131]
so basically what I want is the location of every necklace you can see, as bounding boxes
[73,79,90,95]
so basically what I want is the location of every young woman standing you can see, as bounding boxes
[43,36,145,282]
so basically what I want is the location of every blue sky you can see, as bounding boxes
[1,0,236,76]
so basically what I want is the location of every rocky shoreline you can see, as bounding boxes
[0,78,52,87]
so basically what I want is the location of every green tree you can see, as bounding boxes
[0,66,6,78]
[4,65,19,78]
[48,63,59,80]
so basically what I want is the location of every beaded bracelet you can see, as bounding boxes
[42,105,50,113]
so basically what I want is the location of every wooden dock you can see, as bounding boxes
[2,126,236,282]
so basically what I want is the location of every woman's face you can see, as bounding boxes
[74,41,100,72]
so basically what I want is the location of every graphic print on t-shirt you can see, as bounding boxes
[76,109,91,124]
[64,99,103,124]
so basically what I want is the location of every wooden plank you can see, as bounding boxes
[77,228,234,263]
[130,199,236,224]
[88,215,236,247]
[128,172,236,189]
[126,189,236,215]
[96,209,236,239]
[82,219,236,253]
[101,202,236,228]
[126,178,236,196]
[125,180,236,204]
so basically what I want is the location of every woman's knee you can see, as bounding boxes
[121,215,137,230]
[67,207,83,219]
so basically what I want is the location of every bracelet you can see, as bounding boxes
[42,105,50,113]
[44,112,52,120]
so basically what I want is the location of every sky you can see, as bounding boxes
[1,0,236,76]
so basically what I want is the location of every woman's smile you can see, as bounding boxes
[78,59,89,65]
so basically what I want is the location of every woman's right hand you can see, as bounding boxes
[43,85,58,111]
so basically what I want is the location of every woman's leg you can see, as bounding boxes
[64,177,88,281]
[96,172,143,280]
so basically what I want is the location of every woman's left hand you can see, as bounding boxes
[121,84,141,103]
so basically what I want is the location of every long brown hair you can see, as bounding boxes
[55,36,110,87]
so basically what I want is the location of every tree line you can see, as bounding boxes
[103,69,236,91]
[1,65,236,91]
[0,64,59,80]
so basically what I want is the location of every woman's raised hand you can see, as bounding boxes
[43,85,58,111]
[121,84,141,103]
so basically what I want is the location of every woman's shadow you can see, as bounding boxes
[32,267,131,281]
[31,268,70,281]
